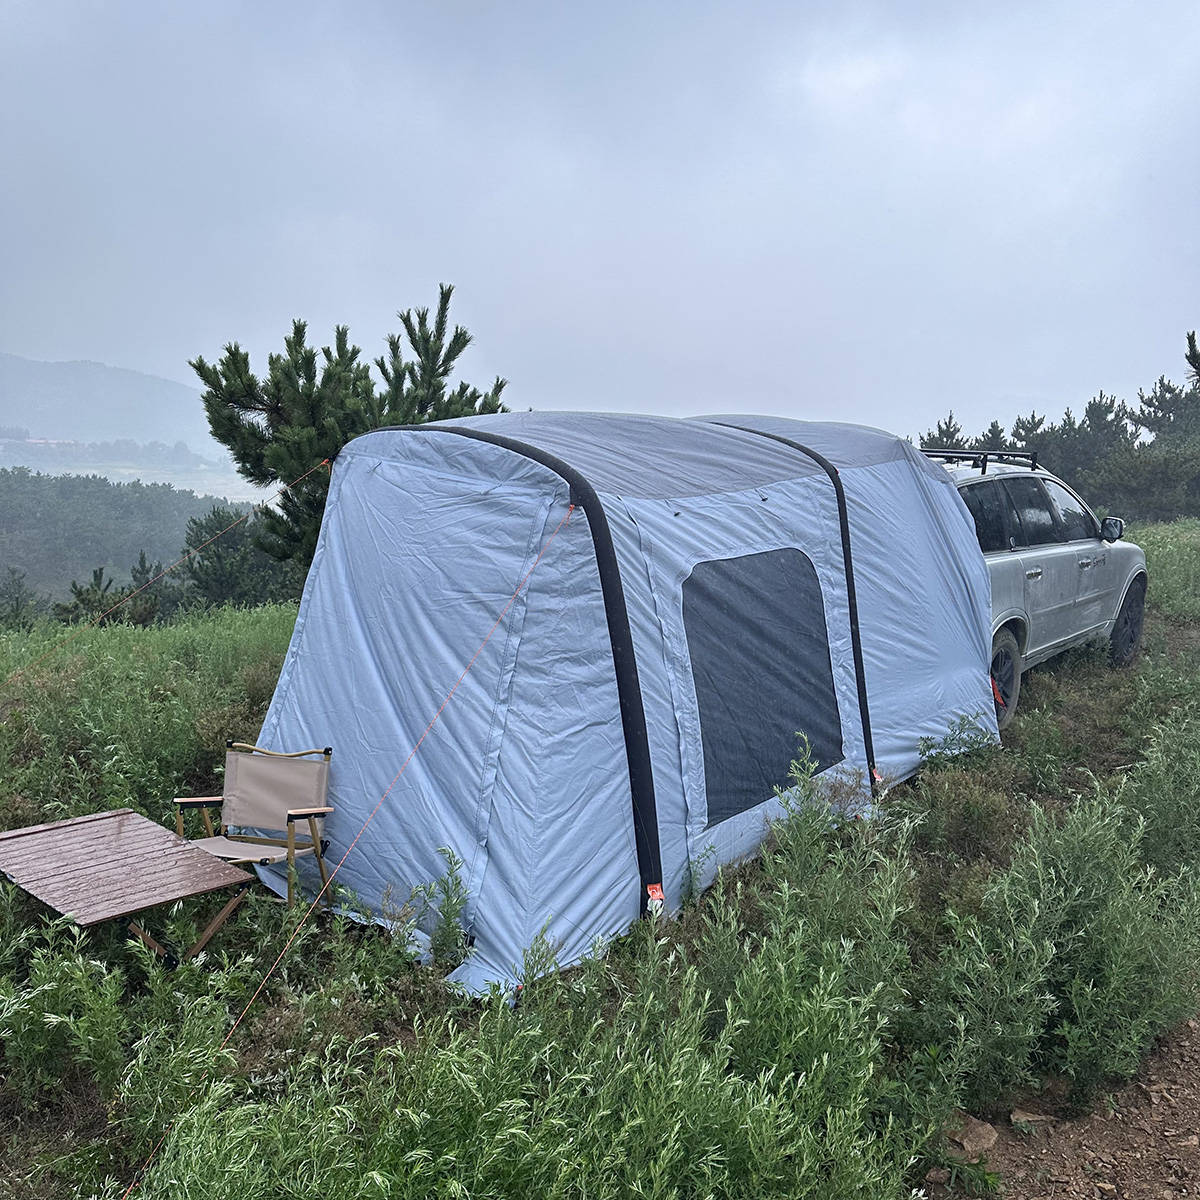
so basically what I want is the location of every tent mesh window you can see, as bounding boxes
[682,548,845,827]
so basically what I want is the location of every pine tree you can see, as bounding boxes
[375,285,507,423]
[971,421,1010,452]
[191,285,506,569]
[1134,336,1200,443]
[1081,392,1136,456]
[1010,411,1046,449]
[1132,377,1194,439]
[0,568,43,632]
[52,561,165,626]
[129,549,187,623]
[183,506,302,606]
[53,567,119,625]
[920,411,967,449]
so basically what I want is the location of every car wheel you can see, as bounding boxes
[1109,576,1146,668]
[991,628,1021,732]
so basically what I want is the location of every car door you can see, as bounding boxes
[1001,475,1077,657]
[958,478,1024,626]
[1039,477,1116,633]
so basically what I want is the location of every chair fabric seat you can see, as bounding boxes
[192,835,315,866]
[176,744,333,911]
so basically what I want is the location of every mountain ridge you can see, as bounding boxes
[0,351,224,458]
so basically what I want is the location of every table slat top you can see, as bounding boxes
[0,809,252,925]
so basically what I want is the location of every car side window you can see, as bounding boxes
[998,481,1025,548]
[1041,478,1098,542]
[1001,476,1063,547]
[959,481,1008,553]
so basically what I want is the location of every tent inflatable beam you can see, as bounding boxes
[712,422,878,791]
[387,423,665,913]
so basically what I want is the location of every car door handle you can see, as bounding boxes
[1078,558,1093,569]
[1026,567,1042,579]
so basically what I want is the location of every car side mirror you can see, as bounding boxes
[1101,516,1124,542]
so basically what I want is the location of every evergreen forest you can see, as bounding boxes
[919,333,1200,521]
[0,470,298,627]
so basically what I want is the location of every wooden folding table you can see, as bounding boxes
[0,808,253,965]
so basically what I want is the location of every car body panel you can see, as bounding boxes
[942,461,1147,672]
[1075,542,1120,632]
[1017,540,1079,655]
[1037,474,1124,638]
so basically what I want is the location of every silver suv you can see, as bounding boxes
[925,450,1148,730]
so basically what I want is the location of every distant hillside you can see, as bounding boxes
[0,352,223,459]
[0,468,239,599]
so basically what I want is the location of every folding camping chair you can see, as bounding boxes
[175,742,334,909]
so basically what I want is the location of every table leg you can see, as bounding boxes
[184,882,252,960]
[126,920,179,970]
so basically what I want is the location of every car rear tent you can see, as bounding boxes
[256,412,995,989]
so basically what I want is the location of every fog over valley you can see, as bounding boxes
[2,1,1196,455]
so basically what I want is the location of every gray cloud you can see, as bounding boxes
[1,0,1196,441]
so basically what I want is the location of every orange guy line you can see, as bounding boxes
[119,501,574,1198]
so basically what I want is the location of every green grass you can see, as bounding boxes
[0,604,298,833]
[1,524,1199,1198]
[1131,518,1200,620]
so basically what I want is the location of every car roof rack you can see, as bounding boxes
[921,447,1038,474]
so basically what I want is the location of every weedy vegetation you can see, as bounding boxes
[1,522,1199,1198]
[1132,518,1200,621]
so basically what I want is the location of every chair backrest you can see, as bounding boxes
[223,748,331,833]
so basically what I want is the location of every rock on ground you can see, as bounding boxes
[928,1019,1200,1199]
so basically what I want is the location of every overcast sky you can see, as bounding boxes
[1,0,1197,439]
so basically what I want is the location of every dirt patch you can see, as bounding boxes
[1163,620,1200,663]
[929,1019,1200,1199]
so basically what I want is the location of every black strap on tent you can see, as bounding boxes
[712,422,879,792]
[389,424,665,912]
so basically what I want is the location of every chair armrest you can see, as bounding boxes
[287,807,335,822]
[175,797,222,838]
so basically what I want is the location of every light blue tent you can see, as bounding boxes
[257,413,995,989]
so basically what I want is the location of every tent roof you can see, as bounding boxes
[410,411,905,501]
[700,415,950,481]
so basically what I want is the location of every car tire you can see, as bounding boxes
[1109,576,1146,668]
[991,628,1021,732]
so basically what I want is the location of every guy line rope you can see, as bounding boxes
[108,490,576,1198]
[0,453,576,1194]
